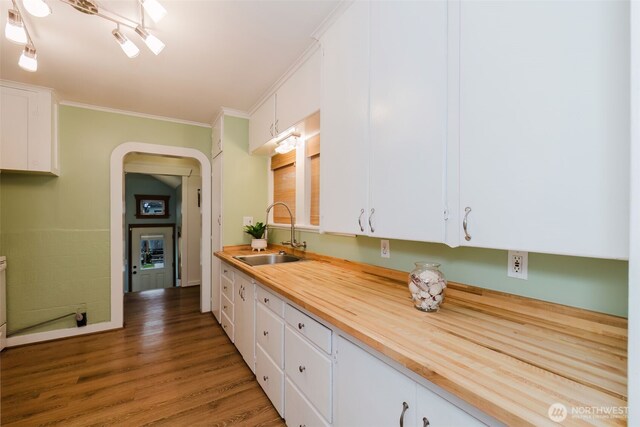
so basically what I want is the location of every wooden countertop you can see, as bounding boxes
[215,246,628,426]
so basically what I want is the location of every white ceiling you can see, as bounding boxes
[0,0,340,125]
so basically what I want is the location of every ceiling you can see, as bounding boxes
[0,0,340,125]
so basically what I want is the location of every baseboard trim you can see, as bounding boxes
[6,321,121,347]
[185,280,201,287]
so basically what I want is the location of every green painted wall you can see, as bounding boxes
[222,116,269,246]
[269,226,628,317]
[0,105,211,334]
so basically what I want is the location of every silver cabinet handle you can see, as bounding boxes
[399,402,409,427]
[298,322,304,330]
[263,330,268,336]
[369,208,376,233]
[264,297,269,303]
[298,365,306,373]
[274,119,279,134]
[269,123,274,137]
[358,208,365,232]
[423,417,430,427]
[217,215,221,225]
[463,207,472,241]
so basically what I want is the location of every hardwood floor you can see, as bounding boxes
[1,286,285,426]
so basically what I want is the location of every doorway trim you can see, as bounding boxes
[111,142,212,327]
[128,223,177,293]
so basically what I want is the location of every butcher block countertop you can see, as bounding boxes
[215,246,628,426]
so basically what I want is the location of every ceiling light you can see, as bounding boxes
[141,0,166,23]
[5,9,27,44]
[112,27,139,58]
[135,25,165,55]
[274,131,300,154]
[18,45,37,72]
[22,0,51,17]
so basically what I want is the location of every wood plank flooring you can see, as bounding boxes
[1,286,285,426]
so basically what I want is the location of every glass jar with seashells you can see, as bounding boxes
[408,262,447,312]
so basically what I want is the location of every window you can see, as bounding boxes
[270,112,320,227]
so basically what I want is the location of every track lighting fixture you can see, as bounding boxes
[2,0,167,72]
[4,9,27,44]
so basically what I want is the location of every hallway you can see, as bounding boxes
[1,286,284,426]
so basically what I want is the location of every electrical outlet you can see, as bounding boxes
[381,240,390,258]
[508,250,528,280]
[243,216,253,226]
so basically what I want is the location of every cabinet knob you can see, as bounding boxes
[399,402,409,427]
[423,417,430,427]
[263,375,269,382]
[264,297,269,303]
[463,207,472,241]
[263,330,268,336]
[223,305,227,310]
[223,269,228,273]
[223,324,227,329]
[298,322,304,330]
[298,365,306,373]
[223,286,227,290]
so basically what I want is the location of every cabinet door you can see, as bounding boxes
[249,94,276,153]
[416,384,486,427]
[458,0,629,258]
[335,337,416,427]
[235,277,255,372]
[211,156,222,322]
[369,1,448,242]
[276,48,321,134]
[319,1,370,235]
[0,86,33,170]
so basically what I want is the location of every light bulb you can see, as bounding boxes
[142,0,167,23]
[112,29,139,58]
[135,26,165,55]
[5,10,27,44]
[22,0,51,18]
[19,45,37,72]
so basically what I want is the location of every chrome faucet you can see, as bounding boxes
[265,202,307,250]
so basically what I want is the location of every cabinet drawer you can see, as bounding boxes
[256,344,284,417]
[285,304,331,354]
[256,285,284,317]
[221,276,234,302]
[285,326,332,421]
[285,377,330,427]
[221,293,234,322]
[220,311,234,342]
[221,264,235,282]
[256,302,284,368]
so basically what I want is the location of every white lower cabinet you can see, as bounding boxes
[286,377,330,427]
[335,336,486,427]
[234,275,255,372]
[256,344,285,417]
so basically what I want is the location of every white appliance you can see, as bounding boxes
[0,256,6,351]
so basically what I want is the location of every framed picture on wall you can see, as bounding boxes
[135,195,170,219]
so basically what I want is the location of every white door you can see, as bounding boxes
[369,0,448,242]
[319,1,371,235]
[458,0,629,258]
[131,226,174,292]
[335,336,416,427]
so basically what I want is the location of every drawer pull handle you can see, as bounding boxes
[300,425,306,427]
[369,208,376,233]
[263,331,268,336]
[423,417,430,427]
[264,297,269,303]
[298,322,304,330]
[358,208,365,232]
[298,365,306,373]
[399,402,409,427]
[463,207,472,241]
[263,375,268,382]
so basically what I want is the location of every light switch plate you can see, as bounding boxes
[243,216,254,226]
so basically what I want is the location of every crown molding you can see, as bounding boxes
[59,101,212,128]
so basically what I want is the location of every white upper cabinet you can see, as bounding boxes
[456,0,629,259]
[319,1,371,235]
[249,49,321,154]
[321,1,448,241]
[369,0,448,242]
[0,82,59,175]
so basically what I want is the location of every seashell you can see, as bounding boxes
[418,269,439,284]
[409,282,420,295]
[428,282,443,296]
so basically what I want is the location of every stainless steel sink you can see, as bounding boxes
[234,253,303,267]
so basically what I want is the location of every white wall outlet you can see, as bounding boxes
[381,240,390,258]
[243,216,254,227]
[508,250,528,280]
